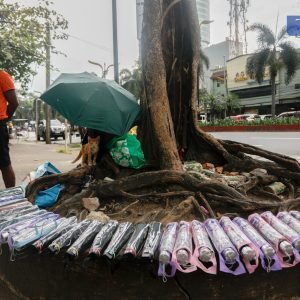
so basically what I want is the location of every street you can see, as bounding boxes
[211,132,300,161]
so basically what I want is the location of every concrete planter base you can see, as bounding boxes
[0,247,300,299]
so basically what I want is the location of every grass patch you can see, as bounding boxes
[57,148,72,154]
[69,143,81,148]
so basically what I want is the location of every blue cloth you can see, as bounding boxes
[35,184,62,209]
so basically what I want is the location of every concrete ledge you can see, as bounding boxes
[201,124,300,132]
[0,247,300,299]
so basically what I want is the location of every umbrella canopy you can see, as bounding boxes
[40,72,140,136]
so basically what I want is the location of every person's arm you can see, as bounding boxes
[4,90,19,119]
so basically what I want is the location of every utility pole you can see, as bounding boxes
[112,0,119,83]
[45,21,51,144]
[223,56,229,118]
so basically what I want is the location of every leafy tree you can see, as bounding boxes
[246,23,298,117]
[0,0,68,89]
[199,48,209,81]
[119,64,143,100]
[225,92,240,116]
[199,90,223,121]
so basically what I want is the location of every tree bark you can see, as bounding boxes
[141,0,183,171]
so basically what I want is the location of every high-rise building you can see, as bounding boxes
[196,0,211,47]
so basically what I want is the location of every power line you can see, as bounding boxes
[66,34,112,53]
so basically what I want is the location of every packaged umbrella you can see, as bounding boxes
[0,186,24,198]
[204,218,246,275]
[171,221,197,273]
[0,211,53,244]
[0,211,56,256]
[0,197,28,208]
[0,201,31,213]
[33,217,77,252]
[141,222,162,260]
[0,209,47,231]
[0,205,37,222]
[220,216,259,274]
[277,211,300,235]
[123,223,149,257]
[262,211,300,251]
[190,220,217,274]
[234,217,281,272]
[89,220,119,256]
[249,213,298,268]
[103,222,134,259]
[67,221,103,257]
[290,211,300,221]
[8,213,61,252]
[0,192,24,202]
[158,222,178,279]
[48,220,91,254]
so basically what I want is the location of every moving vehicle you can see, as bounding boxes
[37,119,65,140]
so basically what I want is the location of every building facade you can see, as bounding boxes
[210,53,300,115]
[196,0,210,48]
[202,39,242,92]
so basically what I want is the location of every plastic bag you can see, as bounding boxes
[107,134,145,169]
[35,162,61,179]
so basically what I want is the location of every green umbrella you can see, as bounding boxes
[40,72,140,136]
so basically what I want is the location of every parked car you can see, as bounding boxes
[259,114,273,120]
[230,114,260,122]
[37,119,65,140]
[277,111,300,118]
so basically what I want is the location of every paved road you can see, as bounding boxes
[0,138,80,190]
[211,132,300,160]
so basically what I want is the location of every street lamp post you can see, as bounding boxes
[112,0,119,83]
[199,20,213,121]
[223,55,229,118]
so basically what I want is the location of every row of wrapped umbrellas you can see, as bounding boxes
[1,186,300,279]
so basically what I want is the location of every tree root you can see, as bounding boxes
[221,139,300,172]
[26,167,93,203]
[108,200,140,217]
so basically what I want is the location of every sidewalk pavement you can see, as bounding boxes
[0,138,80,190]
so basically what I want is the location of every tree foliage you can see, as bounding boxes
[0,0,68,89]
[246,23,299,116]
[119,63,143,100]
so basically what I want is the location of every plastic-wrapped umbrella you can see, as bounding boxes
[40,72,140,136]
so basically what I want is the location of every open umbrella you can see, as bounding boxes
[40,72,140,136]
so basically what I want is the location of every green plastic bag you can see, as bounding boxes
[107,134,145,169]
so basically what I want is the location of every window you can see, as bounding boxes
[295,84,300,89]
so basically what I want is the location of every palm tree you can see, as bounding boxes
[199,48,210,81]
[119,64,143,100]
[246,23,298,117]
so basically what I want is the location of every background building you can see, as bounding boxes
[210,51,300,115]
[196,0,211,47]
[202,39,242,92]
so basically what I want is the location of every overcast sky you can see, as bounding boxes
[15,0,300,93]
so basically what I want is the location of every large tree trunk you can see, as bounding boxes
[141,0,231,166]
[26,0,300,221]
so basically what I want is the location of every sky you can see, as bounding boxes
[15,0,300,93]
